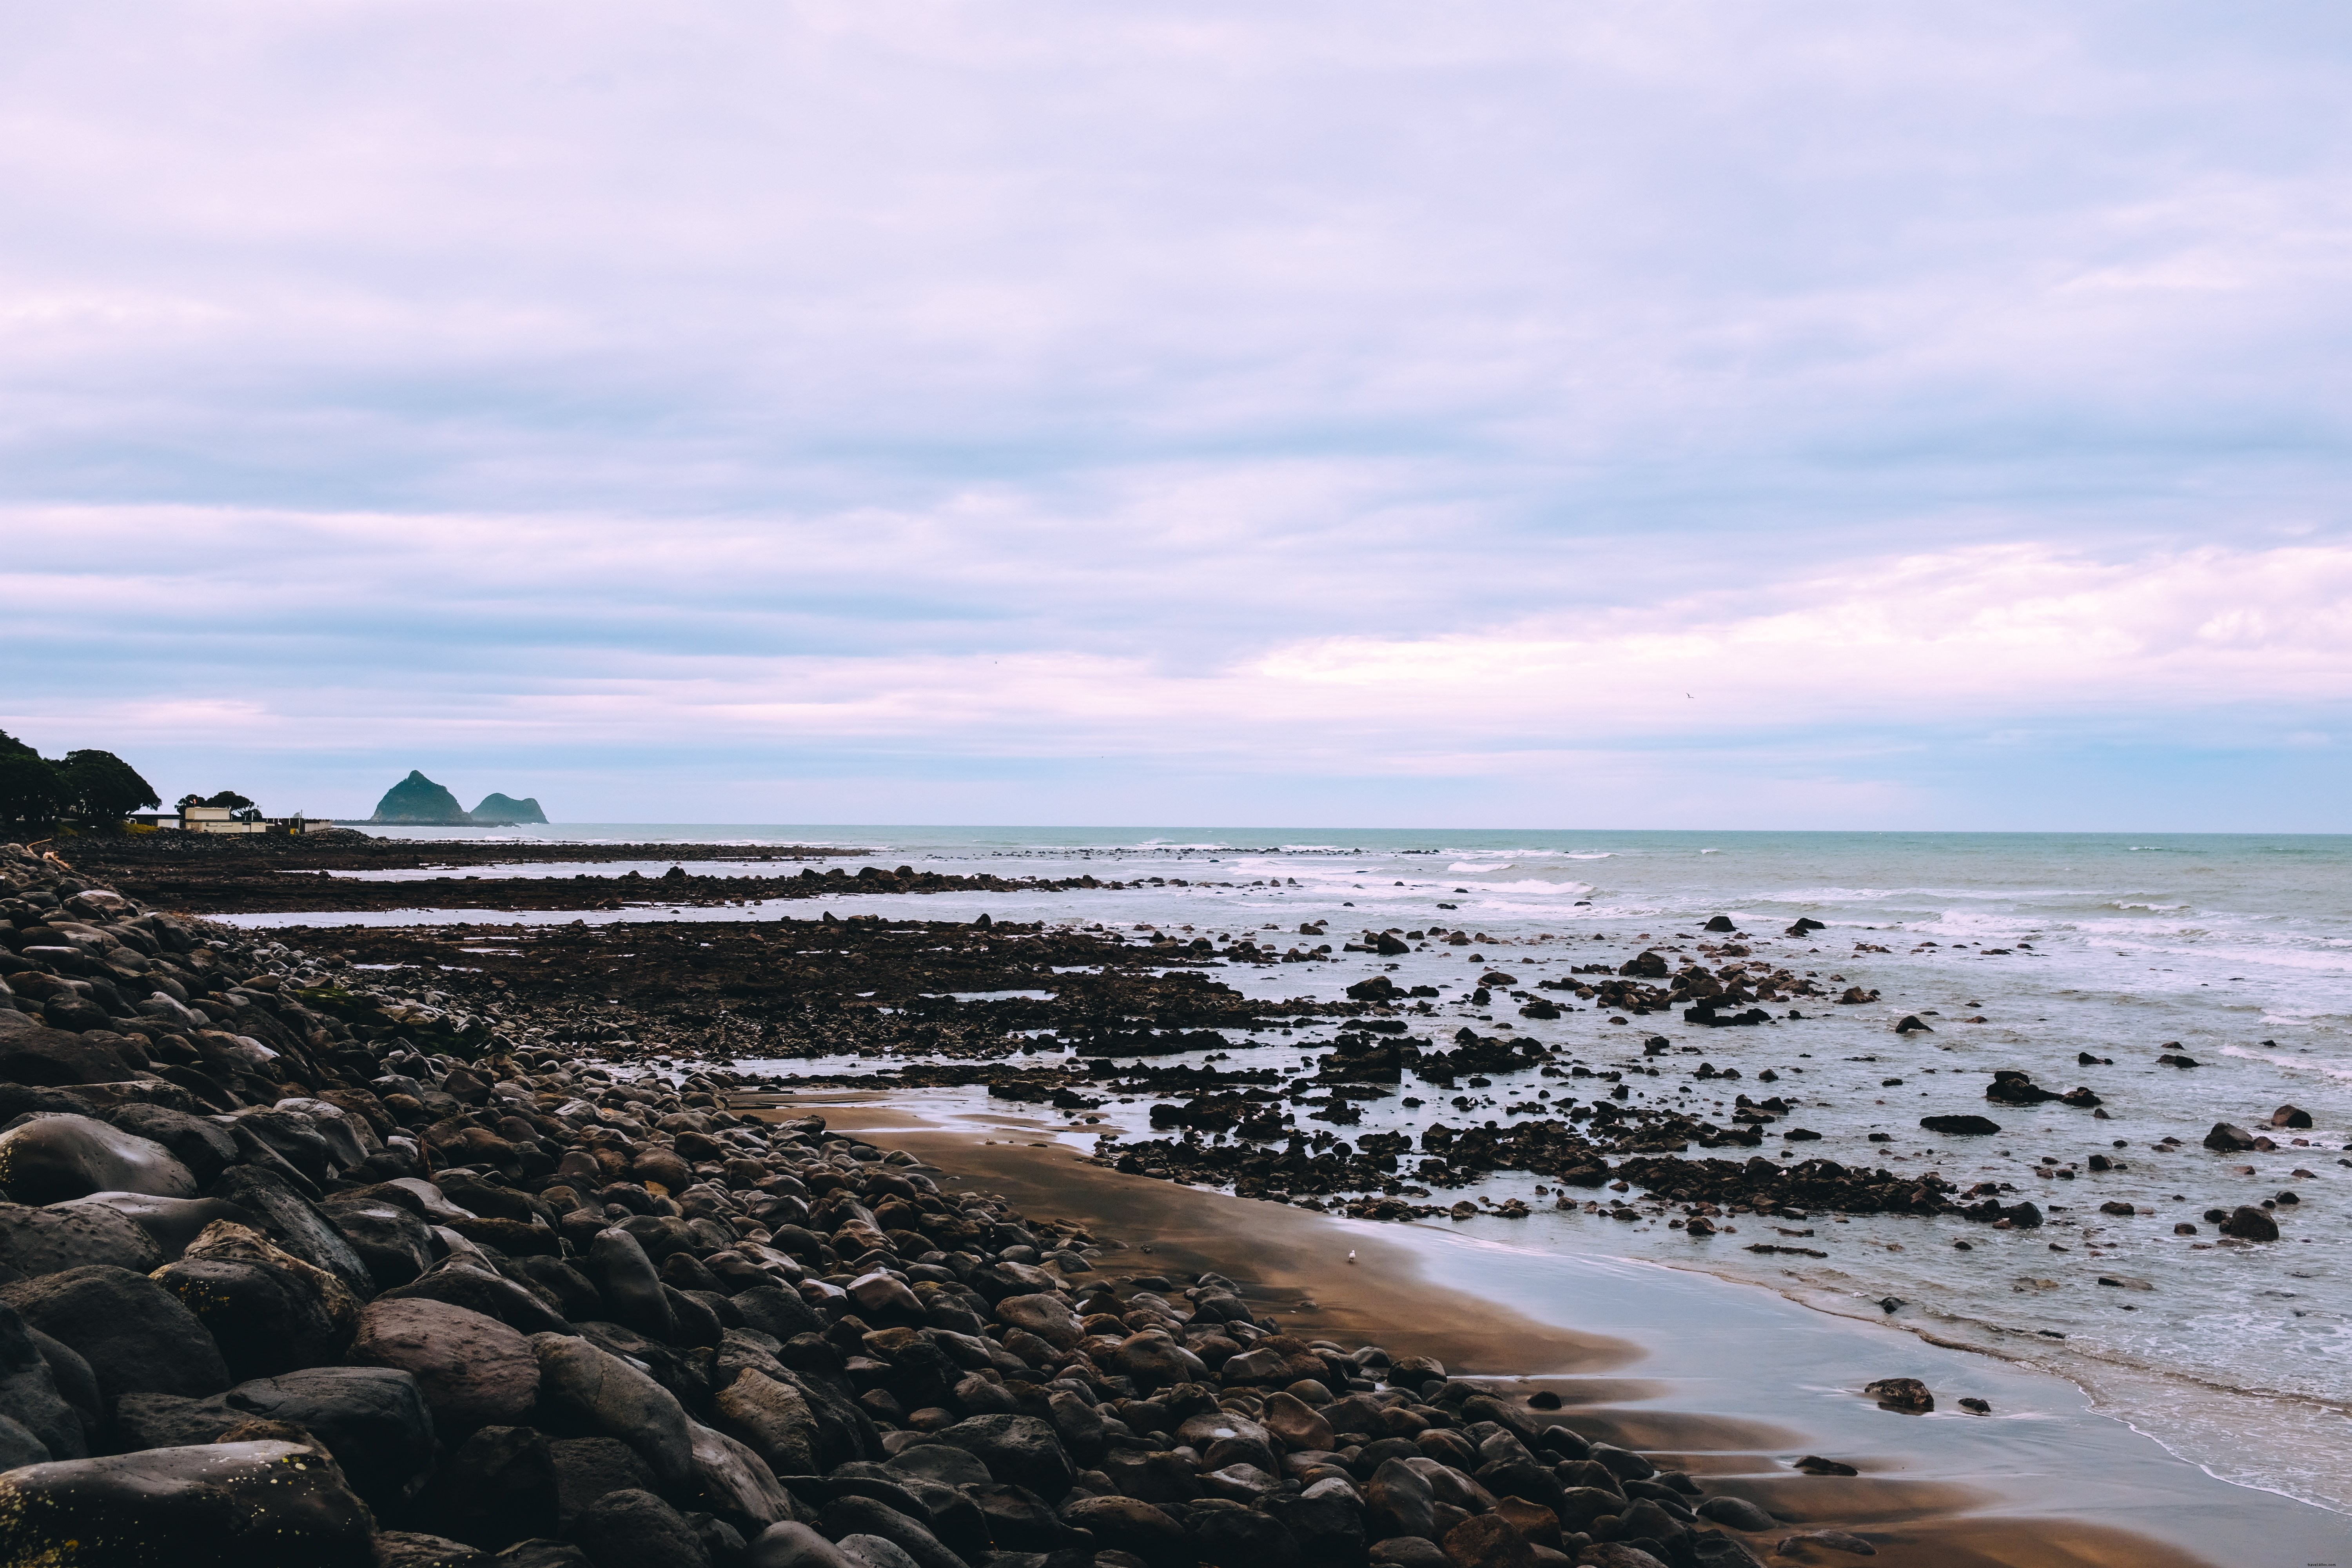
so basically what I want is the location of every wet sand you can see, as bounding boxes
[764,1093,2352,1568]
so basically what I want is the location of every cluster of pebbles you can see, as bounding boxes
[0,840,1825,1568]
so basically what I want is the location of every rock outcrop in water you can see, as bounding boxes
[470,794,548,826]
[366,775,547,827]
[367,772,472,826]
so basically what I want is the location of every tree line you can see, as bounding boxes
[0,732,162,832]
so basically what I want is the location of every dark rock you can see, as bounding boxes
[1984,1072,2058,1107]
[1777,1528,1877,1556]
[0,1013,140,1086]
[0,1197,164,1275]
[1062,1494,1185,1562]
[62,1191,259,1261]
[2203,1123,2257,1152]
[2220,1205,2279,1242]
[421,1429,553,1552]
[351,1298,539,1428]
[1191,1504,1301,1566]
[0,1263,229,1406]
[1367,1456,1436,1540]
[1586,1443,1654,1481]
[378,1256,564,1333]
[2272,1104,2314,1129]
[150,1251,349,1382]
[586,1227,678,1341]
[114,1365,436,1515]
[967,1480,1087,1551]
[1861,1377,1932,1414]
[815,1494,967,1568]
[1918,1115,2000,1136]
[1265,1486,1367,1565]
[0,1438,374,1566]
[744,1521,860,1567]
[1580,1546,1672,1568]
[532,1331,699,1491]
[930,1412,1076,1499]
[0,1113,194,1204]
[107,1104,240,1185]
[207,1165,376,1298]
[319,1188,439,1288]
[575,1488,712,1568]
[730,1285,827,1343]
[1703,916,1737,933]
[0,1302,84,1460]
[548,1436,657,1532]
[1694,1495,1775,1531]
[371,1532,495,1568]
[1441,1513,1537,1566]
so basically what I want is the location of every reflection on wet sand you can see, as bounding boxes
[785,1095,2229,1568]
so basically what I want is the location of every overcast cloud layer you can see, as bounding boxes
[5,2,2348,828]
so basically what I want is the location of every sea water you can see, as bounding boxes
[239,826,2352,1514]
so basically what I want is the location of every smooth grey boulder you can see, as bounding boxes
[746,1522,859,1568]
[0,1439,374,1566]
[0,1198,163,1277]
[380,1259,570,1335]
[575,1487,711,1568]
[207,1165,376,1298]
[928,1413,1075,1500]
[58,1192,259,1261]
[350,1298,538,1428]
[107,1104,239,1185]
[0,1114,194,1205]
[111,1365,436,1515]
[319,1187,438,1288]
[530,1331,698,1492]
[0,1263,229,1406]
[0,1303,82,1460]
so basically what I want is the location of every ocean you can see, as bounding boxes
[232,824,2352,1516]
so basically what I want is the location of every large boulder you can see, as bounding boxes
[113,1365,436,1516]
[206,1166,376,1299]
[0,1114,194,1204]
[151,1254,348,1382]
[714,1367,823,1475]
[379,1260,570,1335]
[575,1488,712,1568]
[0,1302,85,1461]
[929,1413,1075,1500]
[425,1424,558,1549]
[0,1199,164,1276]
[59,1192,259,1261]
[350,1298,539,1428]
[319,1188,439,1289]
[0,1013,139,1086]
[531,1332,699,1491]
[690,1419,800,1531]
[0,1439,375,1566]
[0,1263,229,1406]
[107,1105,240,1185]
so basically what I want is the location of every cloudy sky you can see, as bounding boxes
[5,2,2348,829]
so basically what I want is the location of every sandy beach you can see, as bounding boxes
[793,1092,2344,1568]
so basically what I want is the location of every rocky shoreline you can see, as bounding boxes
[0,837,1866,1568]
[0,835,2296,1566]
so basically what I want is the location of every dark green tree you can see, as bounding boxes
[179,789,255,810]
[0,730,38,761]
[0,755,68,827]
[53,750,160,826]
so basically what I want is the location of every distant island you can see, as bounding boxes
[365,770,548,825]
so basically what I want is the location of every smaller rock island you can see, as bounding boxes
[366,771,547,825]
